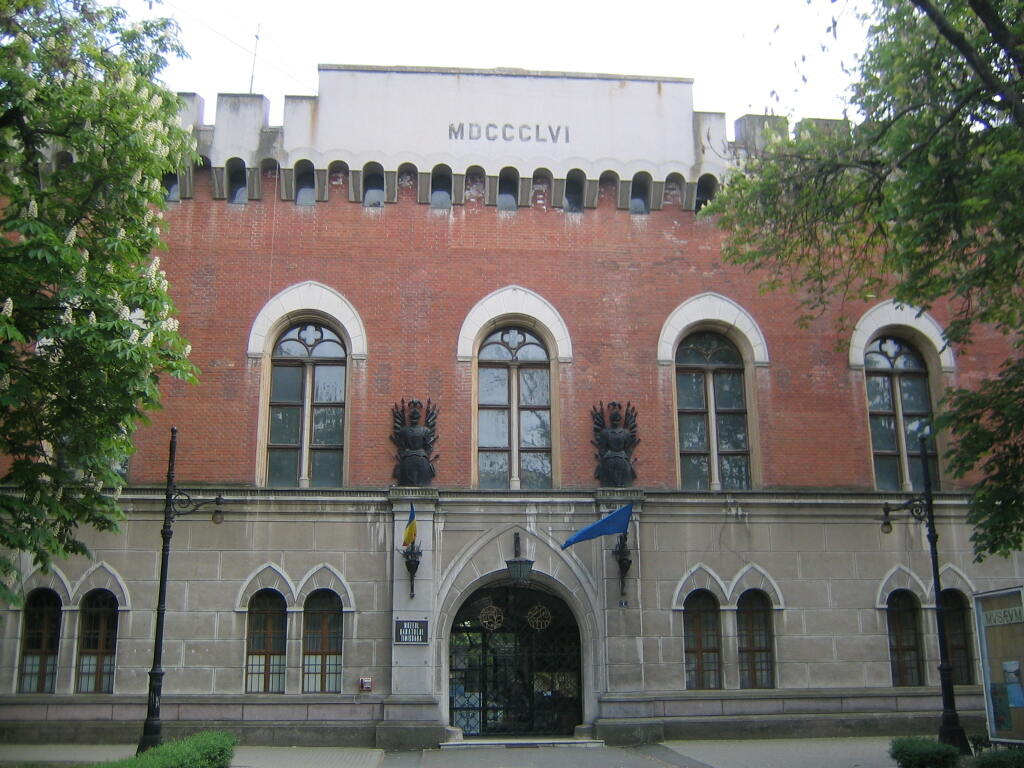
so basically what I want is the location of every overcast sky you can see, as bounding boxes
[113,0,871,136]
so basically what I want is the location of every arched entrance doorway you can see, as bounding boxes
[449,584,582,736]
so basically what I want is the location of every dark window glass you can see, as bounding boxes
[629,176,649,215]
[269,324,346,487]
[363,172,385,207]
[303,590,343,693]
[737,590,774,688]
[431,168,452,209]
[162,172,180,202]
[295,162,315,206]
[19,589,62,693]
[887,590,923,686]
[477,328,550,489]
[76,590,117,693]
[676,332,750,490]
[684,590,721,689]
[865,337,936,491]
[247,590,287,693]
[941,590,974,685]
[226,159,247,204]
[564,172,584,213]
[497,171,518,211]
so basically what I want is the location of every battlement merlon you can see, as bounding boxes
[175,66,740,183]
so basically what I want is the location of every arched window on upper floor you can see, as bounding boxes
[695,173,718,212]
[497,167,519,211]
[629,172,651,215]
[737,589,774,689]
[162,171,180,202]
[431,164,452,210]
[246,589,286,693]
[478,327,551,490]
[328,160,349,200]
[664,172,685,207]
[302,589,343,693]
[76,589,118,694]
[268,323,346,488]
[886,589,923,687]
[295,159,316,206]
[683,589,721,689]
[363,163,385,208]
[941,589,974,685]
[865,336,936,492]
[676,332,750,491]
[226,157,248,205]
[564,169,585,213]
[19,588,62,694]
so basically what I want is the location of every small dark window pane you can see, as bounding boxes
[677,371,705,409]
[478,452,509,488]
[716,414,749,451]
[311,450,343,487]
[479,410,509,448]
[866,375,893,411]
[270,406,301,445]
[479,343,513,361]
[312,407,344,445]
[271,366,303,402]
[520,452,552,490]
[515,344,547,362]
[519,410,551,449]
[874,456,901,490]
[479,368,509,405]
[363,174,385,207]
[719,455,751,490]
[870,415,898,452]
[680,414,708,451]
[682,455,710,490]
[314,366,345,403]
[268,449,298,487]
[519,369,550,406]
[714,371,745,410]
[900,376,931,413]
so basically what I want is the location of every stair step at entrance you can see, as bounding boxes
[440,738,605,750]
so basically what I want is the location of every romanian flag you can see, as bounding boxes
[401,504,417,547]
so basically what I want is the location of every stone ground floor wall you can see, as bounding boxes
[0,487,1020,747]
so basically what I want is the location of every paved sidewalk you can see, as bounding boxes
[0,744,384,767]
[662,737,899,768]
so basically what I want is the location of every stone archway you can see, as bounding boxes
[449,583,582,737]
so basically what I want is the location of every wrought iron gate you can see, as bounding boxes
[449,585,581,736]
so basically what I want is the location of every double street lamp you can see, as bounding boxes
[879,436,970,756]
[137,427,224,754]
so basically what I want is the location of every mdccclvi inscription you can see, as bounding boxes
[449,122,571,144]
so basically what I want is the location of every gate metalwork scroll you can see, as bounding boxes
[449,585,581,736]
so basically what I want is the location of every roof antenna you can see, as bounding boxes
[248,23,260,94]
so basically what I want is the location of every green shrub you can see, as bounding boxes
[889,736,960,768]
[975,750,1024,768]
[92,731,237,768]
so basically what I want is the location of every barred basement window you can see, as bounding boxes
[76,589,118,694]
[887,590,923,687]
[941,589,974,685]
[246,589,286,693]
[268,323,346,488]
[477,327,551,490]
[683,590,721,689]
[737,590,774,688]
[19,588,62,694]
[302,590,343,693]
[676,332,750,490]
[865,336,937,491]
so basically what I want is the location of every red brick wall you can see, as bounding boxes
[127,168,1010,492]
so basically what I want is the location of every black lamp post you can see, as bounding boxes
[138,427,224,754]
[880,436,970,756]
[506,532,534,586]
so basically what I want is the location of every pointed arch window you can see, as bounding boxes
[887,589,924,686]
[683,590,721,689]
[941,589,974,685]
[478,327,551,490]
[246,589,287,693]
[865,336,936,491]
[268,323,346,488]
[676,332,750,490]
[76,589,118,693]
[302,590,343,693]
[19,588,62,693]
[737,590,774,689]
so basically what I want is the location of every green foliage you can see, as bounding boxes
[975,749,1024,768]
[707,0,1024,558]
[92,731,237,768]
[0,0,198,603]
[889,736,961,768]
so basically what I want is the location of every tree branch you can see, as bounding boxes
[908,0,1024,129]
[965,0,1024,79]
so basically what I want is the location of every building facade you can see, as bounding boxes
[1,66,1021,748]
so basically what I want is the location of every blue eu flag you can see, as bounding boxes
[561,504,633,550]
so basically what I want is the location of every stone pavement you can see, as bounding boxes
[0,737,899,768]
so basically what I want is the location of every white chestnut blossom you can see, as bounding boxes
[64,226,77,246]
[2,297,12,317]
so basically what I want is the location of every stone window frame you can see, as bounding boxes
[849,300,954,491]
[886,589,925,687]
[75,589,119,694]
[245,589,288,694]
[736,589,774,689]
[683,589,722,690]
[301,590,344,694]
[248,281,368,488]
[659,293,768,490]
[456,285,573,489]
